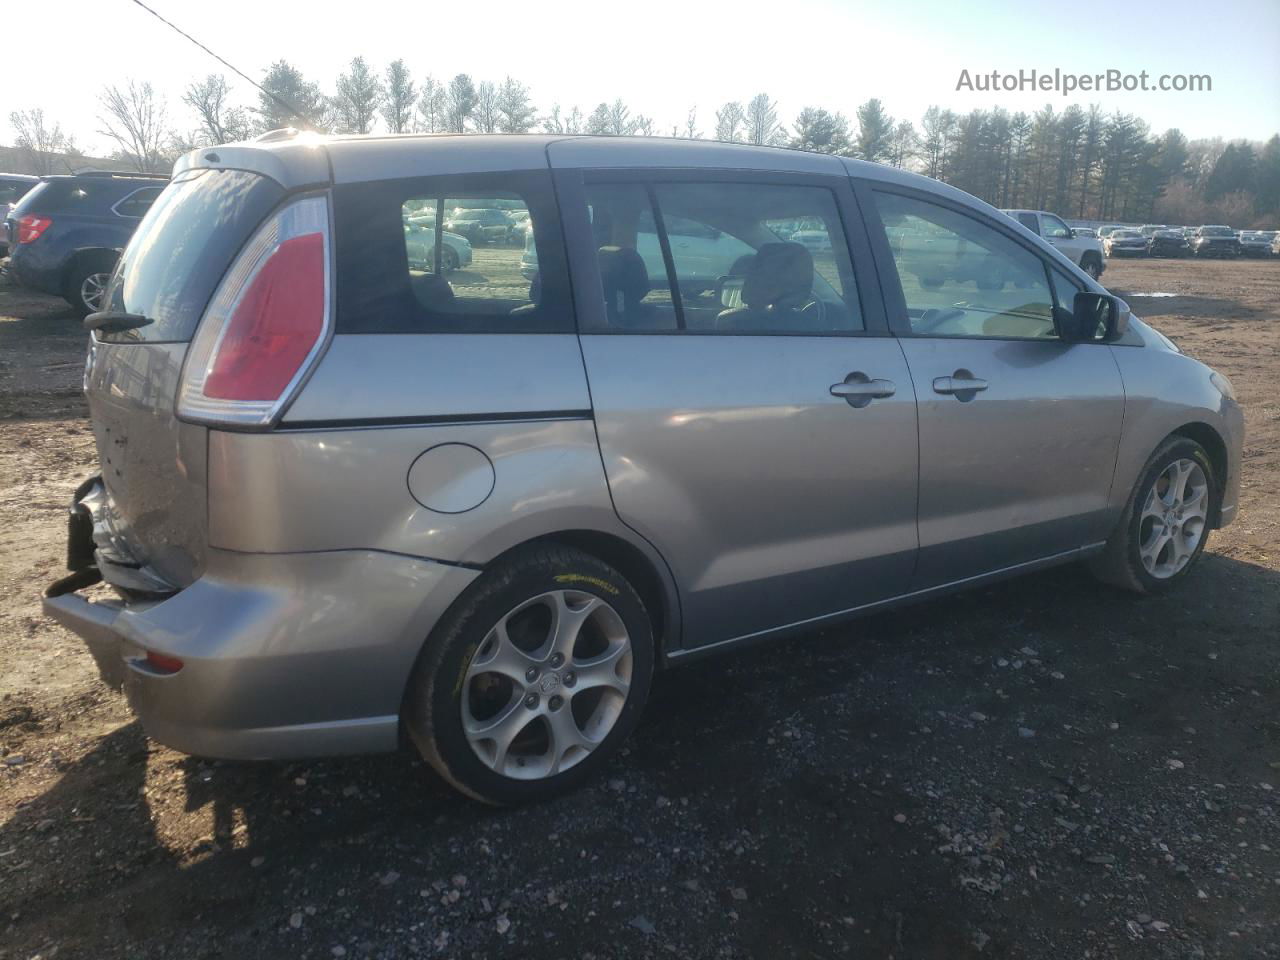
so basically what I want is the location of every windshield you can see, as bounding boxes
[1201,226,1233,237]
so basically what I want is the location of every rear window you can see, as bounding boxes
[97,169,285,343]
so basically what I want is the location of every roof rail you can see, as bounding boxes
[74,169,169,180]
[256,127,302,143]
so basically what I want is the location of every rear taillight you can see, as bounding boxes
[17,215,52,244]
[178,196,330,428]
[144,650,184,674]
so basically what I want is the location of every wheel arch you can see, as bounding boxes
[485,529,682,663]
[1169,422,1228,525]
[61,246,120,290]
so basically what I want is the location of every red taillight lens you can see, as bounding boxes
[144,650,184,674]
[203,233,325,401]
[17,215,52,244]
[178,195,330,428]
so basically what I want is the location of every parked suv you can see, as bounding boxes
[2,171,168,314]
[45,135,1242,805]
[1001,208,1106,279]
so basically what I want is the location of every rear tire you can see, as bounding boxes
[1089,436,1217,594]
[64,252,117,318]
[1081,256,1102,280]
[404,544,655,805]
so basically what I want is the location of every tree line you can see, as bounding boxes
[8,58,1279,227]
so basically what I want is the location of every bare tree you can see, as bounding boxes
[99,81,172,173]
[586,103,612,135]
[333,57,383,134]
[496,77,536,133]
[8,108,74,175]
[542,104,585,135]
[415,75,446,133]
[889,119,918,169]
[715,101,746,142]
[382,60,415,134]
[745,94,783,146]
[542,104,567,134]
[473,81,500,133]
[683,107,701,139]
[607,99,633,135]
[584,99,650,136]
[183,74,252,145]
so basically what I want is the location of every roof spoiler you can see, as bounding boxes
[171,136,332,192]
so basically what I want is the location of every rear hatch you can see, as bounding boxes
[87,168,287,588]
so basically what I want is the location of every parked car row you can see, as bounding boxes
[1089,222,1279,259]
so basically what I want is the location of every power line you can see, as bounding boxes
[124,0,314,127]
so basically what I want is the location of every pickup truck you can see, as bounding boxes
[1001,208,1106,280]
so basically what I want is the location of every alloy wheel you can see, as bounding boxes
[1137,458,1209,579]
[80,272,110,313]
[461,590,632,779]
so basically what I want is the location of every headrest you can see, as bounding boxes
[598,246,650,311]
[743,242,813,308]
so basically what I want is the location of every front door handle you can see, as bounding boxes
[830,372,896,408]
[932,369,989,401]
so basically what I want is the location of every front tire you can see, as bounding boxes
[1089,436,1217,594]
[1082,257,1102,280]
[404,544,655,805]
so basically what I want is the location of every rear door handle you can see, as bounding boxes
[830,373,896,408]
[932,370,988,399]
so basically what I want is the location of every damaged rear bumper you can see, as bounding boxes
[42,477,479,760]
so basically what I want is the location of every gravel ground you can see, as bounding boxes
[1,258,1277,960]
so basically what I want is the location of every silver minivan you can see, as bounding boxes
[44,133,1243,805]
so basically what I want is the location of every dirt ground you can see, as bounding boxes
[0,258,1277,960]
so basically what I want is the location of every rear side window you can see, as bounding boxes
[98,169,286,343]
[333,171,572,333]
[113,186,164,218]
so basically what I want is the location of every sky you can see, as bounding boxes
[8,0,1280,157]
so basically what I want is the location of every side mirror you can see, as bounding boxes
[1066,291,1129,342]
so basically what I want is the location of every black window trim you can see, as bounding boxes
[568,167,889,338]
[110,185,164,219]
[853,178,1107,345]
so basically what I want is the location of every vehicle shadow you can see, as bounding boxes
[4,549,1278,957]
